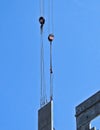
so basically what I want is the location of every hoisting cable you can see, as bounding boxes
[40,33,47,107]
[50,40,53,100]
[48,0,54,101]
[48,0,54,33]
[39,0,47,107]
[40,0,44,16]
[39,0,45,33]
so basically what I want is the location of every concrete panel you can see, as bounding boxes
[75,91,100,130]
[38,101,53,130]
[76,103,100,127]
[76,91,100,116]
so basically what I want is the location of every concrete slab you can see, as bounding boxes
[38,101,53,130]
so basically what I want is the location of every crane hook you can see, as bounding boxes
[39,16,45,31]
[48,34,54,42]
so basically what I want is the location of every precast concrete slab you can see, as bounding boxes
[38,100,53,130]
[75,91,100,130]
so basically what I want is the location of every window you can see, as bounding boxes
[91,116,100,130]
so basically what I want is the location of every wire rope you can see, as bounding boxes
[40,0,44,16]
[40,28,47,107]
[48,0,54,101]
[39,0,47,107]
[50,42,53,100]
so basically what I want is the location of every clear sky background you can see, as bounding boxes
[0,0,100,130]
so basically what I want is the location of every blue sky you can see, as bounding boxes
[0,0,100,130]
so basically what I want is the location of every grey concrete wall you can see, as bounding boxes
[75,91,100,130]
[38,101,53,130]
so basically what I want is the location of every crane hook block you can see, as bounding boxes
[48,34,54,42]
[39,16,45,25]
